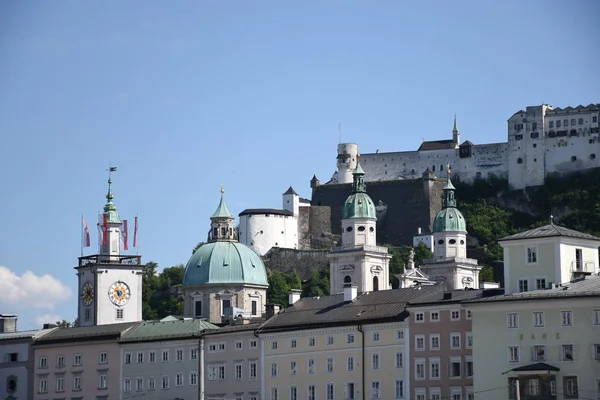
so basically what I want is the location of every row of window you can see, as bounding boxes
[269,380,405,400]
[38,374,106,393]
[506,309,600,328]
[82,308,123,322]
[208,339,258,352]
[39,352,107,369]
[548,116,598,128]
[269,351,404,377]
[123,372,198,392]
[124,347,197,364]
[414,332,473,351]
[414,386,474,400]
[414,357,473,380]
[270,330,404,351]
[507,376,582,399]
[207,360,259,381]
[414,309,471,323]
[508,343,600,363]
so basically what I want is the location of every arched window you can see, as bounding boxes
[373,276,379,292]
[344,276,352,284]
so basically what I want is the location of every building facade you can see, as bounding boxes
[328,103,600,189]
[0,315,55,400]
[182,190,269,324]
[32,322,136,400]
[328,162,391,294]
[406,288,489,400]
[77,171,144,327]
[466,275,600,400]
[200,322,263,400]
[257,286,435,400]
[119,318,216,400]
[499,223,600,293]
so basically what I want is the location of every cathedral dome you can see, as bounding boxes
[433,207,467,233]
[342,162,377,220]
[183,241,268,286]
[433,177,467,233]
[343,192,377,219]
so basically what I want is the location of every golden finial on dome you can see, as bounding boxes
[447,163,452,176]
[220,183,225,194]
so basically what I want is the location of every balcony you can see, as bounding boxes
[422,257,478,266]
[329,244,389,254]
[570,260,595,274]
[78,254,142,267]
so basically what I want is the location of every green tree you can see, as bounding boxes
[55,320,71,328]
[302,268,330,297]
[266,270,302,307]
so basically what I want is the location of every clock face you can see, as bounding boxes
[108,281,131,306]
[82,281,94,306]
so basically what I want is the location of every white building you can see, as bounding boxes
[465,275,600,400]
[200,322,263,400]
[329,104,600,189]
[238,186,310,256]
[399,174,481,290]
[327,163,391,294]
[77,171,144,327]
[499,221,600,293]
[119,317,217,400]
[0,315,55,400]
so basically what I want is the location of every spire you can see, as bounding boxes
[442,164,456,208]
[103,166,121,223]
[453,114,458,132]
[211,184,233,218]
[351,160,366,193]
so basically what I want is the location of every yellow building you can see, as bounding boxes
[256,285,436,400]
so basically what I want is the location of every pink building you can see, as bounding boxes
[32,322,136,400]
[407,288,496,400]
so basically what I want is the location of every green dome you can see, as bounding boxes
[433,207,467,233]
[433,177,467,233]
[343,193,377,219]
[183,241,268,286]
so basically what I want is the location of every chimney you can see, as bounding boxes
[344,283,358,302]
[288,289,301,306]
[265,304,282,320]
[0,314,17,333]
[417,227,422,235]
[443,292,452,300]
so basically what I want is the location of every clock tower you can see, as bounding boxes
[76,168,144,326]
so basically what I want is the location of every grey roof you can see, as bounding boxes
[407,287,485,306]
[0,328,56,341]
[418,140,456,151]
[257,286,438,333]
[34,322,137,344]
[202,322,264,336]
[465,275,600,304]
[120,319,218,343]
[499,224,600,242]
[283,186,298,195]
[239,208,293,217]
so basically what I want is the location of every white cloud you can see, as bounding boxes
[0,266,72,310]
[35,314,62,327]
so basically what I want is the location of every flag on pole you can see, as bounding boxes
[102,214,108,245]
[82,216,91,247]
[133,215,139,247]
[121,220,128,251]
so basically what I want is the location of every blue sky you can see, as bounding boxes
[1,0,598,330]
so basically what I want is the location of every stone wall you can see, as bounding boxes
[263,248,331,281]
[311,177,446,247]
[298,206,335,250]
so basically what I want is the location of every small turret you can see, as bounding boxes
[99,167,122,256]
[209,185,236,241]
[310,175,320,189]
[452,115,460,146]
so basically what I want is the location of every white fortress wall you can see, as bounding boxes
[545,132,600,176]
[458,142,509,183]
[360,148,460,181]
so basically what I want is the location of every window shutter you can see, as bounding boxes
[572,344,577,360]
[530,346,535,361]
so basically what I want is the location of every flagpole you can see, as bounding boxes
[80,214,83,257]
[136,213,139,256]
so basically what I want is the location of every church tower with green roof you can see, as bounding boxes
[328,161,391,295]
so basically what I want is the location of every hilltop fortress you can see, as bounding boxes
[329,103,600,190]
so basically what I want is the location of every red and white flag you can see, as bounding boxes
[121,220,128,251]
[133,215,139,247]
[82,216,91,247]
[102,214,108,245]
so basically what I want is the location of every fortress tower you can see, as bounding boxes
[335,143,359,184]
